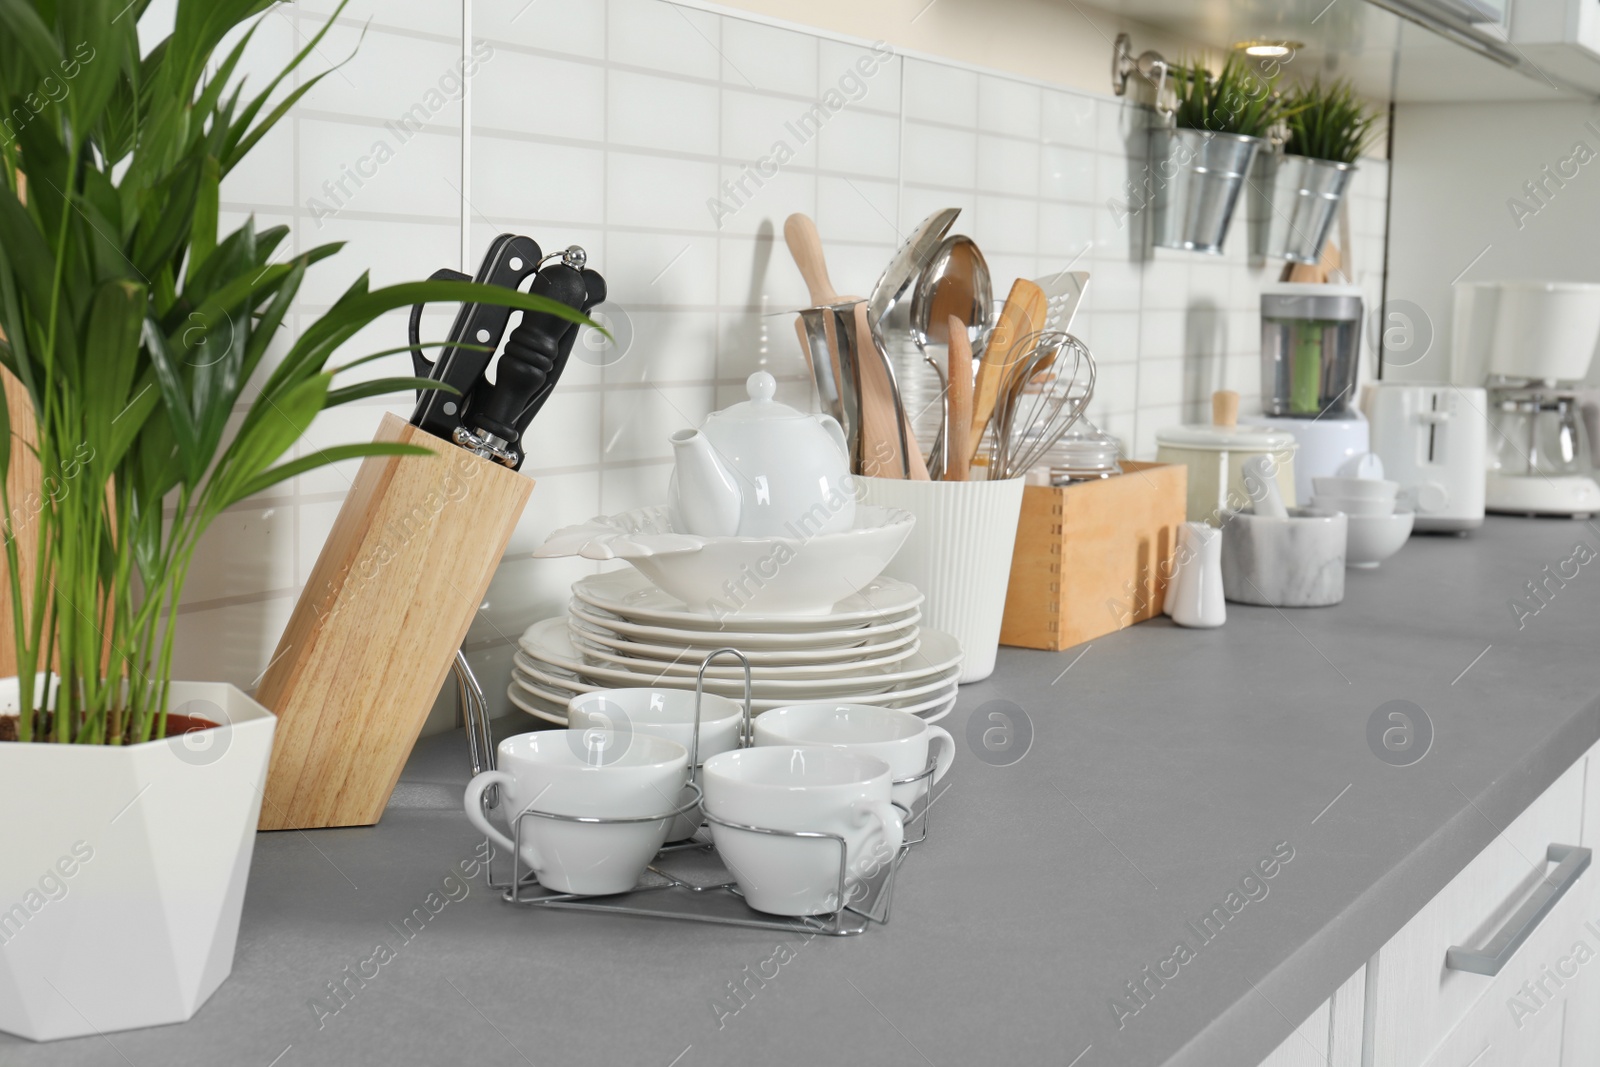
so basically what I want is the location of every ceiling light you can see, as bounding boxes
[1234,40,1301,57]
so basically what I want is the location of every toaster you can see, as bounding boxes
[1361,383,1486,533]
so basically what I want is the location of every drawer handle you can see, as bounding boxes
[1445,844,1591,976]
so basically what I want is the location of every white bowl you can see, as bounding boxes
[1311,494,1394,517]
[533,505,915,616]
[1311,476,1399,502]
[1345,509,1414,568]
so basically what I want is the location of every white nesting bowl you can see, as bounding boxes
[1311,494,1395,517]
[1346,509,1415,568]
[534,505,915,616]
[1311,476,1399,503]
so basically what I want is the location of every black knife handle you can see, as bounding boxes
[513,268,607,438]
[409,268,470,383]
[471,263,590,445]
[411,234,543,437]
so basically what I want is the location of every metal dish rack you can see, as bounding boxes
[458,648,937,936]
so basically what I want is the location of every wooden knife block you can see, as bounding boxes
[256,413,532,830]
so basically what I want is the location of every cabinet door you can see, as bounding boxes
[1369,755,1587,1065]
[1408,743,1600,1067]
[1254,966,1365,1067]
[1256,998,1331,1067]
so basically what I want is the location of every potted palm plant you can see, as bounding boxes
[1252,78,1381,263]
[0,0,583,1041]
[1150,53,1291,254]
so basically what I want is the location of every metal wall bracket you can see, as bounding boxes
[1112,32,1170,97]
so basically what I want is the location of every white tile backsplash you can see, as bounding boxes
[193,0,1389,733]
[474,0,606,56]
[608,69,720,155]
[719,17,817,96]
[473,50,606,139]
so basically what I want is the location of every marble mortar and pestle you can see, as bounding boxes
[1218,455,1348,607]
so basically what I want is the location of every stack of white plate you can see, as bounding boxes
[510,571,962,726]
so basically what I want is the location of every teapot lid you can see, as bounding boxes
[710,371,808,421]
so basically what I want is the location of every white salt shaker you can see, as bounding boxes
[1164,521,1226,628]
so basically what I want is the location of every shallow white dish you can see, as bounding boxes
[570,629,921,678]
[515,625,962,698]
[1345,508,1414,568]
[566,601,921,651]
[536,505,916,617]
[512,662,960,713]
[572,570,924,631]
[505,675,953,726]
[566,613,922,665]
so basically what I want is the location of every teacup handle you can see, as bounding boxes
[855,798,904,859]
[463,770,540,868]
[926,726,955,784]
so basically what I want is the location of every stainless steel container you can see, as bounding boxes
[1249,153,1356,264]
[1149,127,1263,255]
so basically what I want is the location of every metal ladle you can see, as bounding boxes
[909,235,992,478]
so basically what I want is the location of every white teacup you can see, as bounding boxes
[753,703,954,811]
[463,729,688,896]
[567,688,745,840]
[703,747,903,916]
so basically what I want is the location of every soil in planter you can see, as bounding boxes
[0,712,216,743]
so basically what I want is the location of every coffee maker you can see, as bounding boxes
[1454,281,1600,518]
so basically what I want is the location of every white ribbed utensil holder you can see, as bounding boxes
[861,476,1025,683]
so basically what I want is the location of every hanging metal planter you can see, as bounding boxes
[1249,150,1356,264]
[1149,126,1264,255]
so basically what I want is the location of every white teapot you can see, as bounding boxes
[669,372,855,538]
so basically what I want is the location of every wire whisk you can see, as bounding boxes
[988,330,1096,480]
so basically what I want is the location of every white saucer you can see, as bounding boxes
[507,683,955,727]
[572,571,924,630]
[509,656,962,717]
[565,600,921,651]
[569,628,922,678]
[517,622,962,696]
[566,613,922,665]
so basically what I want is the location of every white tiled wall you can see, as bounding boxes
[166,0,1390,730]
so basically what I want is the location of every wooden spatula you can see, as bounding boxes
[970,277,1046,469]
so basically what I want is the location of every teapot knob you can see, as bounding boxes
[746,371,777,403]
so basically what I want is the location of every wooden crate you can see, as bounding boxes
[999,461,1187,652]
[255,414,532,830]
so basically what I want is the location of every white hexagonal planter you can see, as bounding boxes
[0,681,275,1041]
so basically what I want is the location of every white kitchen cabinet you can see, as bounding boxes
[1257,1000,1331,1067]
[1256,966,1366,1067]
[1254,741,1600,1067]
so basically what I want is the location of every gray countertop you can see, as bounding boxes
[8,516,1600,1067]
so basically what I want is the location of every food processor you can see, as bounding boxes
[1254,283,1369,504]
[1454,281,1600,517]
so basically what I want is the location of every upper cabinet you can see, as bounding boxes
[1087,0,1595,101]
